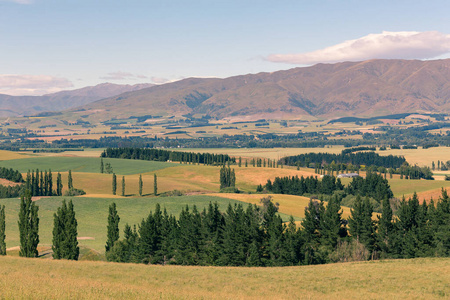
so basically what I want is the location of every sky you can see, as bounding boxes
[1,0,450,96]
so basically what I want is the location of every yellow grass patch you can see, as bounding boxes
[0,178,21,186]
[207,193,352,220]
[0,256,448,299]
[377,146,450,167]
[0,150,29,161]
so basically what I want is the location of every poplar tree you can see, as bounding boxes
[0,205,5,255]
[18,190,39,257]
[112,173,117,195]
[100,158,104,174]
[48,170,53,196]
[57,172,63,196]
[68,170,73,191]
[154,174,158,196]
[52,200,79,260]
[121,176,125,196]
[139,174,143,196]
[106,202,120,254]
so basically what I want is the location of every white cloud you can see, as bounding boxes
[150,77,171,84]
[267,31,450,65]
[0,74,73,96]
[100,71,147,81]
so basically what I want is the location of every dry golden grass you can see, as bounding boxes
[0,150,30,161]
[377,146,450,167]
[0,256,448,299]
[208,193,352,220]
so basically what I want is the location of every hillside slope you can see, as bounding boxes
[72,59,450,122]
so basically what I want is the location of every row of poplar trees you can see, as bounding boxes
[25,169,66,197]
[104,191,450,266]
[0,190,79,260]
[112,174,157,196]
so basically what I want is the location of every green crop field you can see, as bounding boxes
[0,195,296,253]
[0,156,175,175]
[0,256,448,299]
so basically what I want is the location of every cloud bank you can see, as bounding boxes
[267,31,450,65]
[0,74,73,96]
[100,71,147,81]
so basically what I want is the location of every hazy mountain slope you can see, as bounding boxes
[0,83,154,117]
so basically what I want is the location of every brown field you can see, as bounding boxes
[0,256,448,299]
[377,146,450,167]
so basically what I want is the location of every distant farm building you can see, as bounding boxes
[337,173,360,178]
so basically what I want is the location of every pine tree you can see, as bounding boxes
[18,190,39,257]
[0,205,5,255]
[139,174,143,196]
[376,196,393,255]
[68,170,73,191]
[52,200,79,260]
[154,174,158,196]
[100,158,104,174]
[106,202,120,254]
[57,172,63,196]
[121,176,125,196]
[112,173,117,195]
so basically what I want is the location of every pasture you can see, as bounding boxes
[0,255,448,299]
[0,195,296,253]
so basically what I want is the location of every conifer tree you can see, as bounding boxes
[376,196,393,254]
[121,176,125,196]
[0,205,5,255]
[100,158,104,173]
[106,202,120,254]
[139,174,143,196]
[112,173,117,195]
[40,171,44,196]
[43,170,48,196]
[154,174,157,196]
[52,200,79,260]
[238,157,242,167]
[18,190,39,257]
[48,170,53,196]
[57,172,63,196]
[68,170,73,191]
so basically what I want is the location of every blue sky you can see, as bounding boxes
[1,0,450,95]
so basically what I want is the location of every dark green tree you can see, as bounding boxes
[154,174,157,196]
[121,176,125,196]
[52,200,79,260]
[57,172,63,196]
[18,190,39,257]
[139,174,143,196]
[68,170,73,191]
[48,169,53,196]
[100,158,104,174]
[0,205,5,255]
[106,202,120,254]
[112,173,117,195]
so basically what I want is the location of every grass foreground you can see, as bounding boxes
[0,256,448,299]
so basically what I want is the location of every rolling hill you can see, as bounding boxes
[68,58,450,122]
[0,82,153,117]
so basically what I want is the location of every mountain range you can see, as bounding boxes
[3,59,450,121]
[0,83,154,118]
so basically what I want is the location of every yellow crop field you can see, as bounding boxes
[0,256,448,299]
[377,146,450,167]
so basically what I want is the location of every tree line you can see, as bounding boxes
[101,148,235,166]
[280,151,406,169]
[104,190,450,266]
[0,167,23,183]
[262,173,392,203]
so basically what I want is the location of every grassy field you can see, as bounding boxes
[0,157,175,175]
[0,195,295,253]
[0,256,447,299]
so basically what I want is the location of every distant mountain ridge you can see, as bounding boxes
[70,59,450,122]
[0,82,154,117]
